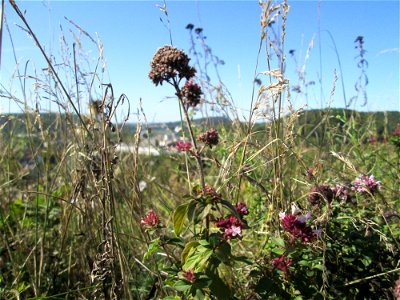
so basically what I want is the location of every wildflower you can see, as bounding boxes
[279,212,316,243]
[183,269,196,283]
[176,140,192,152]
[394,278,400,300]
[271,255,293,275]
[368,136,377,144]
[235,202,249,216]
[180,80,202,107]
[308,184,334,206]
[140,209,160,227]
[138,180,147,192]
[306,167,314,180]
[149,45,196,86]
[393,123,400,136]
[332,184,350,201]
[198,185,222,202]
[390,123,400,147]
[198,128,219,148]
[216,215,244,240]
[352,175,381,194]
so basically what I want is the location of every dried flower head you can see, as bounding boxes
[149,45,196,86]
[140,209,160,227]
[308,184,334,206]
[198,128,219,148]
[180,80,202,107]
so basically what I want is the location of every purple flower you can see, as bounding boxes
[183,269,196,283]
[279,212,316,243]
[199,185,222,202]
[393,123,400,137]
[176,140,192,152]
[140,209,160,227]
[198,128,219,148]
[352,175,381,194]
[216,215,244,240]
[394,277,400,300]
[272,255,293,275]
[235,202,249,216]
[332,184,350,201]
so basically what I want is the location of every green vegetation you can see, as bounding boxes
[1,1,399,299]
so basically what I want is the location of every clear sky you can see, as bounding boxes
[1,0,399,122]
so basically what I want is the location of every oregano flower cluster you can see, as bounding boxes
[279,212,318,243]
[216,202,249,240]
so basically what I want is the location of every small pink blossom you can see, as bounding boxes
[394,277,400,300]
[332,184,350,201]
[183,269,196,283]
[140,209,160,227]
[368,136,377,144]
[176,141,192,152]
[216,215,244,240]
[352,175,381,194]
[235,202,249,216]
[200,185,222,201]
[393,123,400,136]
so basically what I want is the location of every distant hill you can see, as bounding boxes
[1,109,399,140]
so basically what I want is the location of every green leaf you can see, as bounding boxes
[187,200,198,222]
[163,296,182,300]
[214,241,231,263]
[271,237,285,248]
[183,246,212,272]
[144,238,159,260]
[181,241,199,265]
[174,203,189,236]
[173,280,191,292]
[220,200,241,219]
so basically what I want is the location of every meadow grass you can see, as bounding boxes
[0,1,399,299]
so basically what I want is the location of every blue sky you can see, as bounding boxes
[1,0,399,122]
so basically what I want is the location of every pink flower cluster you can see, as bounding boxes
[352,175,381,194]
[271,255,293,275]
[394,278,400,300]
[199,185,222,202]
[176,141,192,152]
[332,184,350,201]
[235,202,249,216]
[216,203,249,240]
[279,212,317,243]
[198,128,219,148]
[394,123,400,137]
[183,269,196,283]
[140,209,160,227]
[216,216,243,240]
